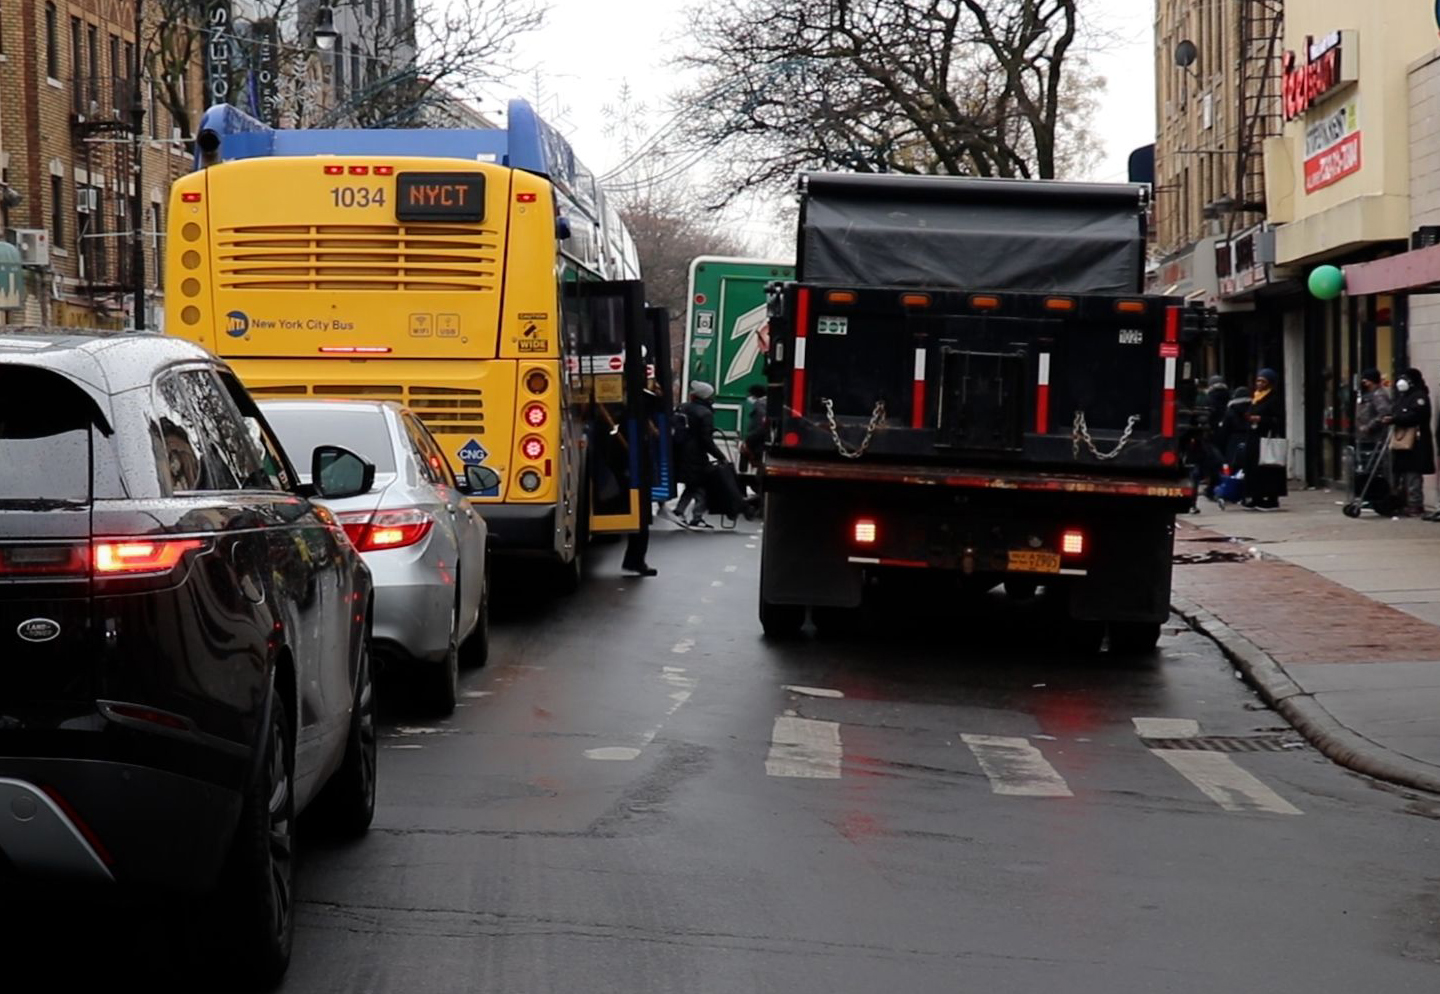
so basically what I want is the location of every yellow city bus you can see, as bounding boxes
[165,101,664,582]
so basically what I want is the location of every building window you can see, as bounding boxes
[151,203,163,289]
[70,17,82,112]
[109,35,120,113]
[364,0,373,16]
[333,36,345,99]
[50,175,64,250]
[350,44,361,98]
[115,195,128,284]
[378,0,385,29]
[44,3,58,78]
[149,80,158,138]
[87,24,98,108]
[367,56,378,87]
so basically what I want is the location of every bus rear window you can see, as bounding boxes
[0,368,94,502]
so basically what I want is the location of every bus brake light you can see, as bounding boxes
[318,346,392,355]
[523,403,547,428]
[180,192,202,203]
[521,436,546,460]
[516,192,538,203]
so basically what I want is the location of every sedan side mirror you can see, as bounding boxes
[461,465,500,494]
[312,446,375,499]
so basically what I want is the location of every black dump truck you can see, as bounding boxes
[758,173,1201,651]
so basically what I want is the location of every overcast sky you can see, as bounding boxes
[483,1,1155,244]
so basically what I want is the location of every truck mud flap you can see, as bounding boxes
[760,492,864,608]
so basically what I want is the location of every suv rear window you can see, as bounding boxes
[0,367,94,502]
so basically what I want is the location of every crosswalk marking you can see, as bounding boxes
[1133,716,1302,815]
[961,734,1073,798]
[1131,717,1200,739]
[766,716,842,778]
[1149,749,1302,815]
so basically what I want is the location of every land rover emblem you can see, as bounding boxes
[17,618,61,643]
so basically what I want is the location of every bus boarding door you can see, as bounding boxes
[575,280,647,534]
[645,306,676,502]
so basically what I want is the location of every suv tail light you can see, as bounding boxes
[0,542,88,577]
[336,508,435,552]
[94,539,204,575]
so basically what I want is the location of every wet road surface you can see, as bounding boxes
[11,519,1440,991]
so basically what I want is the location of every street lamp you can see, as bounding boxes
[314,5,338,51]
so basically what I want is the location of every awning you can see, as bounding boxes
[1343,243,1440,296]
[0,241,25,311]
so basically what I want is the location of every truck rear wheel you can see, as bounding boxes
[760,598,806,638]
[1108,621,1162,654]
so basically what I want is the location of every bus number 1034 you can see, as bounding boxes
[330,186,387,208]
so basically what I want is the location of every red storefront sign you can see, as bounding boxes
[1304,131,1362,193]
[1283,32,1346,121]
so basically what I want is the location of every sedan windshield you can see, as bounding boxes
[261,406,397,477]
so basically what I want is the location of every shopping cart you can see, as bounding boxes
[1343,428,1399,518]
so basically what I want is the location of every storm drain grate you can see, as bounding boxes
[1141,734,1304,753]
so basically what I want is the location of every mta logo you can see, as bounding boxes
[457,439,488,466]
[225,311,250,338]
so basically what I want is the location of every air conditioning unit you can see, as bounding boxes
[76,188,98,213]
[11,228,50,267]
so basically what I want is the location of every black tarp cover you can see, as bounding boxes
[798,173,1147,295]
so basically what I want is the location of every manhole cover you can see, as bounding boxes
[1142,734,1304,753]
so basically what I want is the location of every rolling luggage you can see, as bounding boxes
[702,462,746,522]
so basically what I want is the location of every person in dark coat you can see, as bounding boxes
[622,378,663,576]
[1385,367,1434,517]
[1218,385,1252,472]
[672,381,728,529]
[1199,374,1229,498]
[1243,368,1287,510]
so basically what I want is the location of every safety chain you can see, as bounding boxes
[1072,411,1141,461]
[821,397,887,459]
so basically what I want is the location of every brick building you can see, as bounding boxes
[0,0,201,329]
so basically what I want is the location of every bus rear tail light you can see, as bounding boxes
[525,370,550,394]
[854,519,878,545]
[521,436,546,460]
[94,539,204,575]
[523,403,548,428]
[336,509,435,552]
[1061,531,1085,556]
[517,469,543,493]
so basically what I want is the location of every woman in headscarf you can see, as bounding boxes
[1243,367,1287,510]
[1385,367,1434,517]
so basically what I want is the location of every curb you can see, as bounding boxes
[1172,594,1440,796]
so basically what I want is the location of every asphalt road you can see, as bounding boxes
[13,518,1440,991]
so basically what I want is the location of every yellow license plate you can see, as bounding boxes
[1007,550,1061,574]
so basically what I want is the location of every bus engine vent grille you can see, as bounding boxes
[214,224,500,292]
[407,386,486,436]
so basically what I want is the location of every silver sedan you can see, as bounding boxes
[261,399,489,715]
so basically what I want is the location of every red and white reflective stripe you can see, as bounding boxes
[912,347,927,428]
[1162,307,1179,437]
[1036,352,1051,434]
[790,287,810,416]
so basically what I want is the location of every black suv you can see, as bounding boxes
[0,330,376,984]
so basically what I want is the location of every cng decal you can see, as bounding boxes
[723,303,771,386]
[225,311,250,338]
[457,438,489,466]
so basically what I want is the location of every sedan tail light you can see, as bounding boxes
[336,508,435,552]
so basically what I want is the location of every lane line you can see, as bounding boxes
[766,716,842,778]
[711,580,724,587]
[1150,749,1303,815]
[961,734,1073,797]
[686,615,703,625]
[585,747,643,761]
[671,639,695,654]
[724,565,738,573]
[783,685,845,699]
[1132,717,1201,738]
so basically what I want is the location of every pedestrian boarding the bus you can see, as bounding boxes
[1384,368,1434,518]
[1242,368,1287,511]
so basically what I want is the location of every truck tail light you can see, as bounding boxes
[1061,531,1085,556]
[854,518,878,545]
[336,509,434,552]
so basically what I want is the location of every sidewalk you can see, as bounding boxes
[1172,488,1440,794]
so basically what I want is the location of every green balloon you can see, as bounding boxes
[1308,265,1345,300]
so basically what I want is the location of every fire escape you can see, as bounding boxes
[1233,0,1284,231]
[70,68,140,317]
